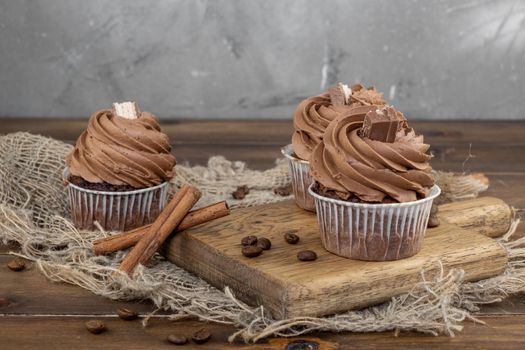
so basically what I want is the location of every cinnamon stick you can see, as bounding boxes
[93,201,229,255]
[117,184,201,275]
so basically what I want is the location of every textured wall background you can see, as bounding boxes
[0,0,524,120]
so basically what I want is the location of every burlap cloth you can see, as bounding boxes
[0,132,523,342]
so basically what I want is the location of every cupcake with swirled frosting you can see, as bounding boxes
[64,102,176,231]
[307,105,440,261]
[282,83,386,211]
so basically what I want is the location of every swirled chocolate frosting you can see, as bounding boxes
[292,83,386,161]
[310,105,434,203]
[67,109,176,188]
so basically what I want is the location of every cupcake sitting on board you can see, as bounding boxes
[64,102,176,231]
[282,83,386,211]
[308,105,440,261]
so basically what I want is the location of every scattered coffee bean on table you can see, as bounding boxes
[0,297,9,307]
[297,250,317,261]
[117,307,138,321]
[241,235,258,246]
[85,320,106,334]
[273,184,293,196]
[284,232,300,244]
[427,214,440,228]
[7,259,25,272]
[167,334,188,345]
[257,237,272,250]
[192,328,212,344]
[232,185,249,200]
[242,245,263,258]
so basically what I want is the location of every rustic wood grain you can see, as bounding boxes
[440,197,513,237]
[1,119,524,349]
[163,199,509,318]
[0,256,155,315]
[1,316,524,350]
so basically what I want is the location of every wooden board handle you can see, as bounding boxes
[439,197,512,238]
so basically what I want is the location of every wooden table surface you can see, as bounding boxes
[1,119,524,349]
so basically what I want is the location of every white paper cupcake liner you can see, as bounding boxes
[63,168,169,231]
[281,144,315,212]
[309,184,441,261]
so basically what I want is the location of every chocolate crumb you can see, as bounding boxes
[232,185,249,200]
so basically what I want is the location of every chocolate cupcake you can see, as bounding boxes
[282,83,386,211]
[308,105,440,261]
[64,102,176,231]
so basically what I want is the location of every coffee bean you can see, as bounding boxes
[297,250,317,261]
[428,214,440,228]
[274,184,292,197]
[192,328,211,344]
[241,235,258,246]
[167,334,188,345]
[0,297,9,308]
[257,237,272,250]
[242,245,263,258]
[232,185,249,200]
[85,320,106,334]
[7,259,25,272]
[284,232,300,244]
[117,307,138,321]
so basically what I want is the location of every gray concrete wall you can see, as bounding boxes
[0,0,524,120]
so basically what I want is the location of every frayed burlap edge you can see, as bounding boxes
[0,132,523,343]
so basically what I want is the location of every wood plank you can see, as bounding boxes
[0,315,524,350]
[170,143,525,172]
[1,119,524,146]
[0,256,155,315]
[163,199,508,318]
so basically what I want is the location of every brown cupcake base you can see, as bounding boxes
[309,184,440,261]
[65,174,169,232]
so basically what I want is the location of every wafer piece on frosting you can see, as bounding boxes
[113,101,140,119]
[328,83,352,106]
[361,106,405,143]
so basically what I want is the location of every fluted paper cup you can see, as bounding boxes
[63,168,170,231]
[281,144,315,211]
[309,184,441,261]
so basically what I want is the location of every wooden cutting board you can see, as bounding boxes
[162,197,512,319]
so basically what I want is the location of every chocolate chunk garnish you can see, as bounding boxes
[361,107,405,143]
[297,250,318,261]
[242,245,263,258]
[257,237,272,250]
[232,185,249,200]
[328,83,351,106]
[284,232,300,244]
[274,184,293,196]
[241,235,258,246]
